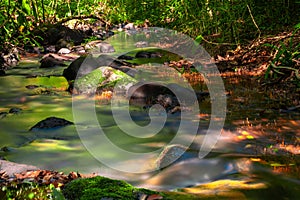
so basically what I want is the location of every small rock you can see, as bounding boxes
[135,51,161,58]
[58,48,71,54]
[156,144,188,169]
[71,45,86,54]
[25,85,39,89]
[44,45,56,53]
[0,112,8,119]
[124,23,135,30]
[9,108,22,114]
[97,42,115,53]
[29,116,74,131]
[135,41,149,48]
[1,50,19,69]
[117,54,134,60]
[40,55,66,68]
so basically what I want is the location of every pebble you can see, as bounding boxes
[58,48,71,54]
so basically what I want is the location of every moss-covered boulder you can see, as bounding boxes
[62,176,159,200]
[74,66,137,94]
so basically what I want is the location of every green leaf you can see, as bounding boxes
[195,35,203,44]
[294,23,300,29]
[52,187,65,200]
[28,192,35,199]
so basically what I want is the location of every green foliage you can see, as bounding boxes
[1,0,300,53]
[1,182,64,200]
[106,0,300,44]
[62,176,158,200]
[264,28,300,85]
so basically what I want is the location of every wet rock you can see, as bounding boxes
[0,159,40,177]
[127,82,201,113]
[156,144,188,169]
[25,85,39,89]
[98,42,115,53]
[71,45,86,54]
[117,54,134,60]
[0,112,8,119]
[74,66,137,94]
[63,54,134,81]
[9,108,22,114]
[0,48,19,69]
[29,116,74,131]
[44,45,56,53]
[135,51,161,58]
[140,158,239,190]
[85,40,115,53]
[124,23,135,30]
[135,41,149,48]
[40,54,66,68]
[57,48,71,54]
[127,82,174,100]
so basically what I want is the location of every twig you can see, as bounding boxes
[57,14,111,27]
[247,4,261,38]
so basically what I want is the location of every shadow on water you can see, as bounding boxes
[0,44,299,198]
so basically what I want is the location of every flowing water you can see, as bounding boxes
[0,33,299,198]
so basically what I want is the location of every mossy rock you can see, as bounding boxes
[74,66,137,94]
[62,176,158,200]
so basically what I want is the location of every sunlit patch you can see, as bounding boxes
[181,179,267,197]
[30,139,76,151]
[250,158,262,162]
[94,91,113,100]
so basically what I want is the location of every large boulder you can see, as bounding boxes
[126,81,199,113]
[63,54,135,81]
[73,66,137,94]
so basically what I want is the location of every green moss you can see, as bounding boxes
[75,68,105,92]
[62,176,158,200]
[75,67,137,93]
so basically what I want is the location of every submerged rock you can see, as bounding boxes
[127,81,199,113]
[156,144,191,169]
[139,158,240,190]
[117,54,134,60]
[29,117,74,131]
[8,107,22,114]
[135,51,161,58]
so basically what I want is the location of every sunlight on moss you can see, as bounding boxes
[26,76,68,89]
[30,139,76,151]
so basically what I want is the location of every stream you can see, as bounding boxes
[0,31,299,198]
